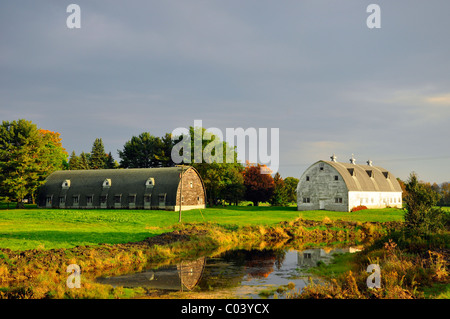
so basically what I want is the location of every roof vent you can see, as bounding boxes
[347,168,356,176]
[366,170,373,178]
[382,171,389,179]
[330,154,337,162]
[367,160,373,166]
[350,154,356,165]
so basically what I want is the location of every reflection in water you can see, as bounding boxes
[96,246,362,297]
[97,257,205,291]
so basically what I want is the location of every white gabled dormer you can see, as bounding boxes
[103,178,112,187]
[62,179,71,189]
[146,177,155,187]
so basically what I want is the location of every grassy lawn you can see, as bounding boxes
[0,206,405,251]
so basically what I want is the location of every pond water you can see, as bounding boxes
[96,245,362,298]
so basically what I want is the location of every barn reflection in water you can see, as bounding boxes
[96,246,362,293]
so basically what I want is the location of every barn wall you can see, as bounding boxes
[348,191,402,210]
[174,168,206,210]
[297,162,348,212]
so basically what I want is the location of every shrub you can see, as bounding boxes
[351,205,368,212]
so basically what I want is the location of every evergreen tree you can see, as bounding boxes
[404,172,445,234]
[89,138,106,169]
[270,172,288,206]
[68,151,81,170]
[105,152,119,169]
[79,152,91,170]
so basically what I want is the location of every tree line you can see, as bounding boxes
[0,119,299,207]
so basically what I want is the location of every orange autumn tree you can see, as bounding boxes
[243,161,275,206]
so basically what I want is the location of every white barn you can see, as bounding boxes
[297,155,402,212]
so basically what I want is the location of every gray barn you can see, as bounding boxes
[38,166,206,211]
[297,155,403,212]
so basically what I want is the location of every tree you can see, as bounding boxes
[68,151,80,170]
[404,172,445,235]
[284,177,299,203]
[243,162,275,206]
[118,132,175,168]
[270,172,288,206]
[0,119,67,207]
[79,152,91,170]
[105,152,119,169]
[89,138,107,169]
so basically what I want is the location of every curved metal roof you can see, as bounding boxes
[320,160,402,192]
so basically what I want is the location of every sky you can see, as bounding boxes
[1,0,450,183]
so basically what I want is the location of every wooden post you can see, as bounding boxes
[178,165,184,222]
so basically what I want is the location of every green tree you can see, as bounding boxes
[284,177,299,203]
[105,152,119,169]
[68,151,80,170]
[119,132,175,168]
[184,126,244,206]
[0,119,67,207]
[404,172,445,234]
[89,138,107,169]
[79,152,91,170]
[270,172,288,206]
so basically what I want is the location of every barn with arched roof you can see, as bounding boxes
[297,155,402,212]
[38,166,206,211]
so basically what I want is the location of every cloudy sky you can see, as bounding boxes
[1,1,450,183]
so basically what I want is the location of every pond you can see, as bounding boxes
[96,245,362,298]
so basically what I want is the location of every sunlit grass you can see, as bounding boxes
[0,206,405,251]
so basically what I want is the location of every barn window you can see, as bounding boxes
[144,195,151,203]
[366,170,373,178]
[59,196,65,204]
[347,168,355,176]
[100,195,107,204]
[103,179,111,187]
[306,176,310,181]
[114,195,121,204]
[72,195,79,205]
[86,195,93,205]
[158,193,166,207]
[303,197,310,203]
[128,194,136,203]
[190,181,193,188]
[334,175,339,181]
[335,197,343,203]
[45,195,53,206]
[319,163,324,171]
[382,172,389,179]
[304,253,312,259]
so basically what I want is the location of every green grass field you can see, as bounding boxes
[0,206,406,251]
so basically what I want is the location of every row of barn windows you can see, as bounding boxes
[46,193,202,206]
[61,178,194,189]
[301,197,401,204]
[302,197,342,203]
[47,194,166,206]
